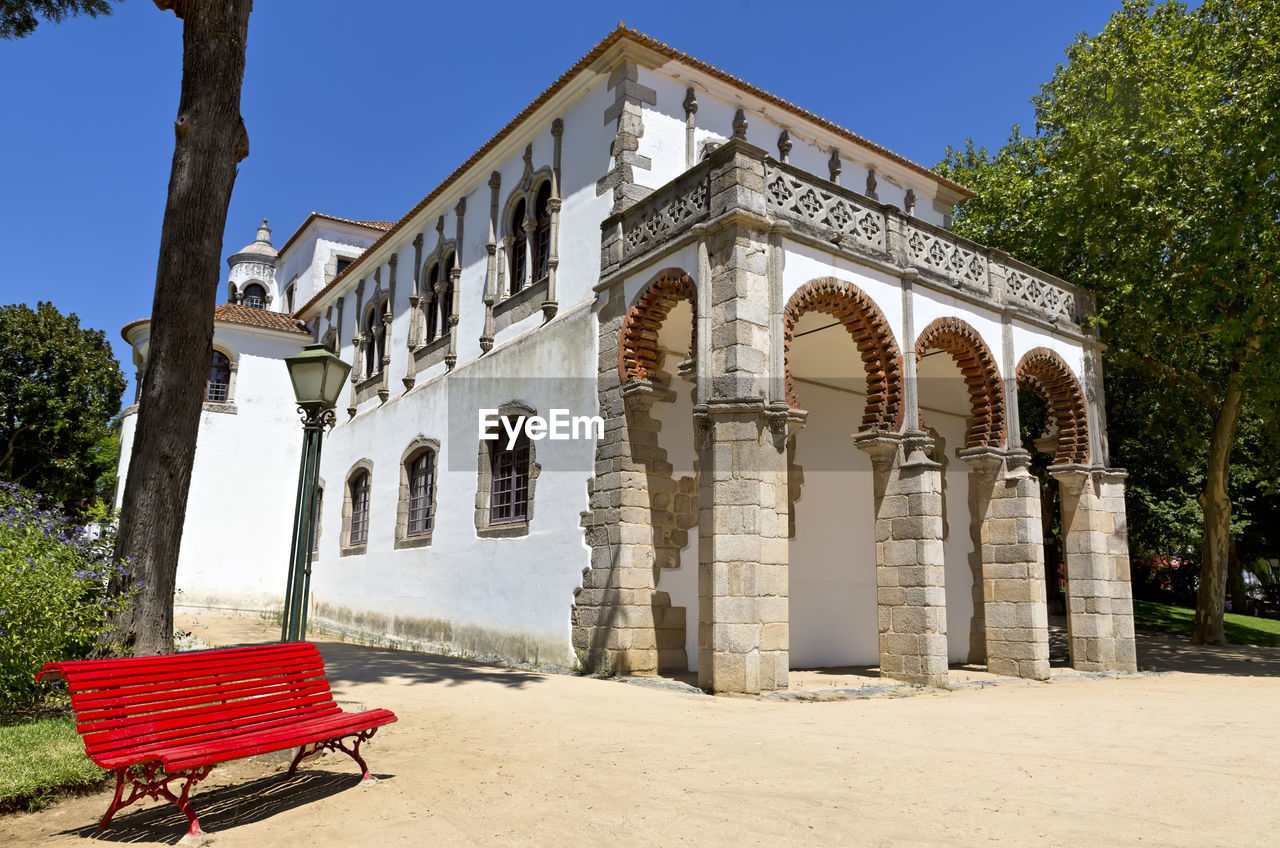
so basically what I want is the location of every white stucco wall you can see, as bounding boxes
[308,304,598,665]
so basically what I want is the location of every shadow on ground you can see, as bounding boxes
[1135,630,1280,676]
[57,769,384,844]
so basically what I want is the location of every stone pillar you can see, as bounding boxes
[694,141,789,694]
[855,431,949,687]
[963,448,1050,680]
[1051,466,1138,672]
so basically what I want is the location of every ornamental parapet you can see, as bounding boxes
[600,142,1091,328]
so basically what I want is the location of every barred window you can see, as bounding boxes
[349,470,370,546]
[407,451,436,536]
[489,429,530,524]
[206,351,231,403]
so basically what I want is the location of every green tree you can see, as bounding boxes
[938,0,1280,644]
[5,0,255,655]
[0,0,118,38]
[0,303,126,513]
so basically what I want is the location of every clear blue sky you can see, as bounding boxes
[0,0,1124,405]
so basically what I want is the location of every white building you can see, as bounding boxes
[118,26,1136,694]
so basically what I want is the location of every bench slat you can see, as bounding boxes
[77,677,333,738]
[82,688,338,752]
[55,649,323,690]
[92,702,345,769]
[161,708,398,772]
[73,670,328,724]
[39,643,317,681]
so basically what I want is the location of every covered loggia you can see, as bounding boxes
[782,278,901,669]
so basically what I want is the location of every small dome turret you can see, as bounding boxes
[227,218,278,267]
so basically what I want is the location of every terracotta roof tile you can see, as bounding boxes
[298,25,975,318]
[213,303,312,335]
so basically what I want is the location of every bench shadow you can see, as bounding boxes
[58,770,390,844]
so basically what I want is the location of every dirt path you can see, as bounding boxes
[3,610,1277,847]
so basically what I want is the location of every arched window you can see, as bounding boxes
[532,182,552,283]
[438,251,454,338]
[509,198,527,294]
[407,450,436,536]
[424,262,440,342]
[348,470,370,546]
[490,427,531,524]
[206,350,231,402]
[243,283,266,309]
[363,305,383,377]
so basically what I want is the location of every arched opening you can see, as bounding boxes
[618,268,699,676]
[206,350,231,403]
[424,262,440,342]
[509,198,527,294]
[532,182,552,283]
[914,316,1004,665]
[242,283,266,309]
[1017,347,1091,645]
[783,278,901,669]
[438,251,455,340]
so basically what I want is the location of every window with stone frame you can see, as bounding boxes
[336,257,353,276]
[508,197,527,294]
[437,251,454,341]
[532,181,552,283]
[206,350,231,403]
[475,404,539,537]
[284,283,296,313]
[242,282,267,309]
[348,470,370,546]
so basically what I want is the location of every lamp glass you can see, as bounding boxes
[285,344,351,408]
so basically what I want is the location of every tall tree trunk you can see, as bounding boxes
[1192,370,1244,645]
[107,0,253,656]
[1227,537,1247,614]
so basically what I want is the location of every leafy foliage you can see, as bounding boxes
[0,303,126,515]
[0,483,134,719]
[938,0,1280,640]
[0,0,118,39]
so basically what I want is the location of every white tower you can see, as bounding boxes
[226,219,279,310]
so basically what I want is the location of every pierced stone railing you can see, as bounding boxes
[765,164,885,252]
[607,144,1085,326]
[620,165,711,264]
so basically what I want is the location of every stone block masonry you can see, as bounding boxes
[856,432,949,687]
[1052,467,1138,672]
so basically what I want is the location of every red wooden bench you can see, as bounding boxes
[38,641,397,837]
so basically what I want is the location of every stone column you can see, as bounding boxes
[962,448,1050,680]
[855,431,949,687]
[1051,466,1138,672]
[694,141,789,694]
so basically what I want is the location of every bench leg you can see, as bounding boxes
[97,763,213,837]
[286,727,380,781]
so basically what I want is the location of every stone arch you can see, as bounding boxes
[618,268,697,385]
[1016,347,1090,466]
[783,277,902,431]
[914,317,1006,450]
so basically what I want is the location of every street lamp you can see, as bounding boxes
[281,343,351,642]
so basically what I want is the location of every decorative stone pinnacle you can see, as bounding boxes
[551,117,564,137]
[904,188,916,216]
[436,215,445,234]
[828,149,842,184]
[523,144,533,169]
[683,87,698,117]
[387,253,397,267]
[866,169,878,199]
[488,170,502,189]
[412,233,423,248]
[455,197,466,216]
[732,109,748,140]
[777,130,791,163]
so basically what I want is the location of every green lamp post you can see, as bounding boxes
[281,343,351,643]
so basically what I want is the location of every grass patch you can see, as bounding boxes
[0,715,106,812]
[1133,600,1280,647]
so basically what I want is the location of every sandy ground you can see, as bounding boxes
[3,611,1279,847]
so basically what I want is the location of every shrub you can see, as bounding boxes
[0,483,135,718]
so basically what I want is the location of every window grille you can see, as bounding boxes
[349,471,370,545]
[490,429,530,524]
[407,452,435,536]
